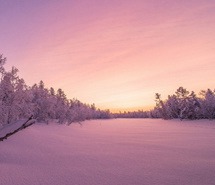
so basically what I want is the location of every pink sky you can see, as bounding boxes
[1,0,215,112]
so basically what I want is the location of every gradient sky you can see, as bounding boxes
[0,0,215,112]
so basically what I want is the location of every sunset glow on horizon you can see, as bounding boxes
[1,0,215,112]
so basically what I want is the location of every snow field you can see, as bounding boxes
[1,119,215,185]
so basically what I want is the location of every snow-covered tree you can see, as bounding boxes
[152,87,214,120]
[0,64,32,125]
[155,93,169,119]
[200,89,215,119]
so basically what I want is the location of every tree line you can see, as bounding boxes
[1,54,214,126]
[154,87,215,120]
[115,87,215,120]
[0,55,111,127]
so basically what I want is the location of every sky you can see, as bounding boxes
[0,0,215,112]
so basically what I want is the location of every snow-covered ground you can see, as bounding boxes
[1,119,215,185]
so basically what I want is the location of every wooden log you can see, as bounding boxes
[0,117,36,142]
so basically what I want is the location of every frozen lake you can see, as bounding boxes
[1,119,215,185]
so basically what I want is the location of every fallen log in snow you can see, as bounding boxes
[0,118,36,142]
